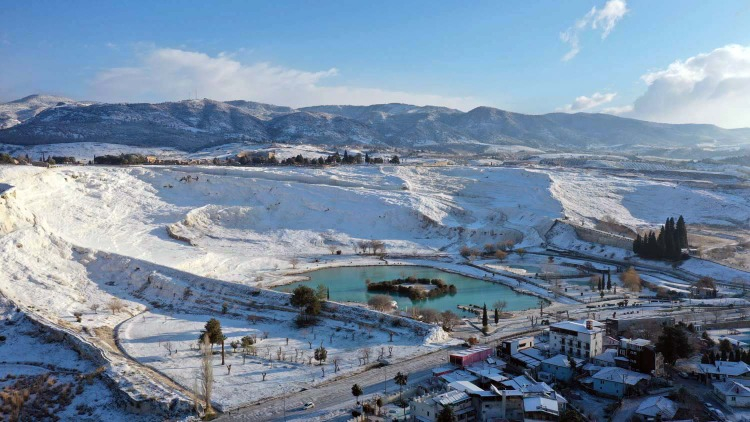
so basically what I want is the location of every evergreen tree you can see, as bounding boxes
[364,152,370,163]
[482,303,488,327]
[656,326,692,364]
[494,308,499,324]
[437,405,455,422]
[676,215,688,249]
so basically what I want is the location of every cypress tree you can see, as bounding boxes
[676,215,688,249]
[633,234,642,254]
[482,303,488,327]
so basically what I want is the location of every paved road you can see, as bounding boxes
[218,346,459,421]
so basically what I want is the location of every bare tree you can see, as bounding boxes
[105,297,125,315]
[357,240,369,254]
[620,267,642,292]
[440,310,461,332]
[327,245,338,255]
[493,300,507,315]
[289,257,300,269]
[494,250,508,263]
[368,294,394,312]
[419,308,441,324]
[333,357,341,373]
[198,336,214,416]
[163,341,174,356]
[90,303,100,314]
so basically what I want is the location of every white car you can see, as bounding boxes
[303,402,315,410]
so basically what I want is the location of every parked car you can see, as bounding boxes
[303,402,315,410]
[678,371,689,379]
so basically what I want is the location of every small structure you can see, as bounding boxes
[449,346,493,368]
[410,390,475,422]
[589,367,650,398]
[605,316,675,337]
[713,379,750,408]
[500,336,534,356]
[592,349,618,368]
[617,338,664,376]
[538,354,583,383]
[634,396,678,421]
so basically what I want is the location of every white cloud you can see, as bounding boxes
[622,44,750,128]
[557,91,617,112]
[560,0,628,61]
[601,104,633,115]
[90,48,482,110]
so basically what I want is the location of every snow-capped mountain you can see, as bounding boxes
[0,94,94,129]
[1,95,749,152]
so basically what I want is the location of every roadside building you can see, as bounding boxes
[549,320,603,359]
[411,390,476,422]
[449,346,494,368]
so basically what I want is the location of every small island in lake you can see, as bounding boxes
[366,277,457,300]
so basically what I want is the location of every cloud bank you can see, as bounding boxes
[557,91,616,112]
[623,44,750,128]
[90,48,482,110]
[560,0,628,61]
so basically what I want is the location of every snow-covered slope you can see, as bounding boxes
[0,94,93,129]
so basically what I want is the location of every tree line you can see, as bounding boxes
[234,150,400,166]
[633,215,688,261]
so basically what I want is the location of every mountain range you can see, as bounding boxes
[1,94,749,153]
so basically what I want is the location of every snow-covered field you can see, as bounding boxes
[1,161,749,415]
[120,311,447,410]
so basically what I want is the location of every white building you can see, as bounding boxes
[549,319,603,359]
[713,379,750,408]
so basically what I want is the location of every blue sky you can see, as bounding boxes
[2,1,750,127]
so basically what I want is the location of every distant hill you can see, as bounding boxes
[1,95,748,152]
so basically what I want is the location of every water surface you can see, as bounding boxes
[277,265,538,315]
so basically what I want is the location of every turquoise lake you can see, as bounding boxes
[276,265,538,315]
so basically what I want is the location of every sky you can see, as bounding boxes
[1,0,750,128]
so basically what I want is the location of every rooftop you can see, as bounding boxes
[698,360,750,376]
[635,396,678,418]
[592,367,651,385]
[550,319,603,335]
[450,345,492,358]
[714,380,750,398]
[542,353,584,368]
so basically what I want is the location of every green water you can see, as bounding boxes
[277,265,538,315]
